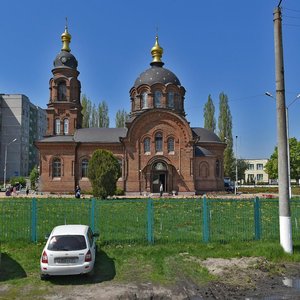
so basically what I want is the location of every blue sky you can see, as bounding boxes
[1,0,300,159]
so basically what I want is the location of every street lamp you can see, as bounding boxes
[265,92,300,198]
[235,135,238,195]
[3,138,17,189]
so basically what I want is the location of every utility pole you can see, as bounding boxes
[235,135,238,195]
[273,5,293,253]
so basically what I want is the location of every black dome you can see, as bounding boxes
[134,65,181,87]
[53,50,78,69]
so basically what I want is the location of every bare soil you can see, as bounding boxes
[12,257,300,300]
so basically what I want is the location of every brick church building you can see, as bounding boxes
[36,26,226,195]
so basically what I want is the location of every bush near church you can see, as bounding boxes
[88,149,121,198]
[9,176,26,189]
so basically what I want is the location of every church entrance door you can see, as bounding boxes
[151,162,168,193]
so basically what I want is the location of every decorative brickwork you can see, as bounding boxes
[35,31,226,195]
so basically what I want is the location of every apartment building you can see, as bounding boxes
[0,94,46,182]
[244,158,269,184]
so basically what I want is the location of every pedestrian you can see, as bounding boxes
[159,183,163,197]
[75,185,81,198]
[26,187,29,196]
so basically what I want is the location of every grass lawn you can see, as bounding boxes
[3,197,300,244]
[1,240,300,299]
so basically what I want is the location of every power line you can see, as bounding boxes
[283,23,300,28]
[282,7,300,13]
[282,14,300,20]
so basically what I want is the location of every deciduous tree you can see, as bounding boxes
[98,101,109,128]
[203,94,216,132]
[115,109,129,128]
[265,137,300,182]
[237,159,248,182]
[88,149,121,198]
[91,103,98,127]
[218,92,235,179]
[81,94,92,128]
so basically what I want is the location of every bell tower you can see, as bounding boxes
[46,24,82,136]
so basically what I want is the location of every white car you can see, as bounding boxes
[40,224,99,279]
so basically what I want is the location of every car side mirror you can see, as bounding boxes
[93,233,99,238]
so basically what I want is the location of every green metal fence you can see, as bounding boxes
[1,197,300,244]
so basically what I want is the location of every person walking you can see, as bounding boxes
[75,185,81,198]
[159,183,163,197]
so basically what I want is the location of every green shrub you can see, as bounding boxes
[115,187,125,196]
[29,166,39,190]
[9,176,26,188]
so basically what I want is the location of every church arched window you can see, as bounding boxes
[63,119,69,134]
[144,137,150,154]
[81,159,88,178]
[52,157,61,178]
[155,132,163,152]
[175,93,180,109]
[168,92,174,108]
[58,82,67,101]
[55,119,61,135]
[167,137,174,153]
[154,91,162,107]
[142,92,148,109]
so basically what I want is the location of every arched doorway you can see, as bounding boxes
[151,161,168,193]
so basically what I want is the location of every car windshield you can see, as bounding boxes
[47,235,87,251]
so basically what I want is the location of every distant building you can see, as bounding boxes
[243,158,269,184]
[0,94,46,182]
[36,26,226,194]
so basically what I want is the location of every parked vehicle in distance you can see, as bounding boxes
[224,179,235,193]
[40,224,99,279]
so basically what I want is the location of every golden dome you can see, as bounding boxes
[151,35,163,64]
[61,25,71,52]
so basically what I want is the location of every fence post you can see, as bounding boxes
[254,196,261,240]
[147,198,154,244]
[202,196,210,243]
[31,198,37,243]
[90,198,96,232]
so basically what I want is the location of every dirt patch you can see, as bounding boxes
[2,258,300,299]
[21,258,300,299]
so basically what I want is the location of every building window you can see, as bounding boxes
[144,137,150,153]
[256,164,263,170]
[58,82,67,101]
[248,164,254,170]
[247,174,254,183]
[55,119,61,135]
[257,174,263,182]
[168,92,174,108]
[81,159,88,178]
[155,133,163,152]
[167,137,174,153]
[175,93,180,109]
[64,119,69,134]
[216,159,220,177]
[142,92,148,109]
[154,91,162,107]
[52,158,61,177]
